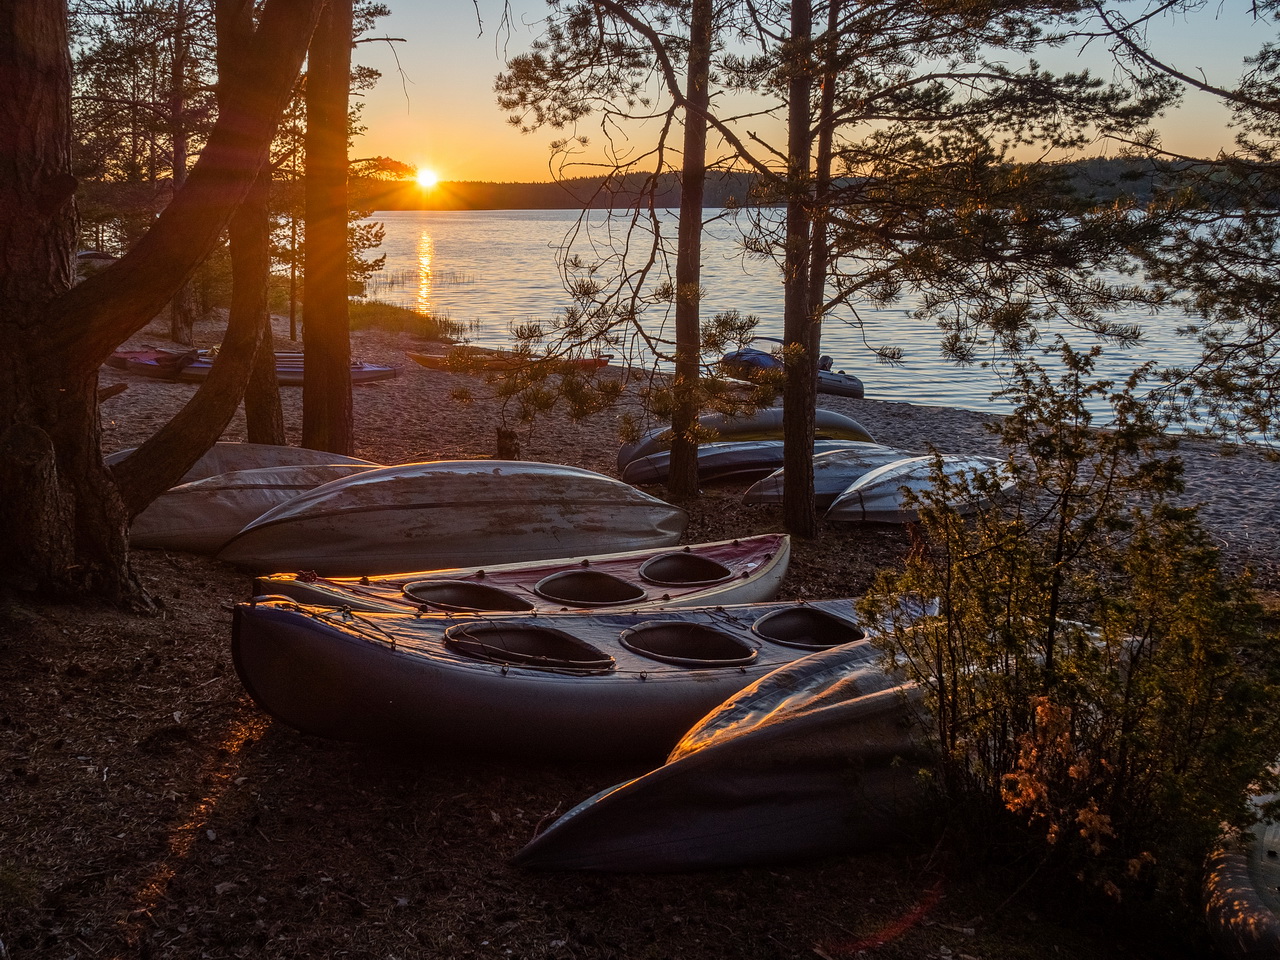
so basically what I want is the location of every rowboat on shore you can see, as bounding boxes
[742,443,913,509]
[617,407,876,473]
[514,640,929,871]
[109,347,398,385]
[254,534,791,614]
[218,459,688,577]
[106,441,379,485]
[130,463,380,555]
[826,454,1011,523]
[621,439,889,487]
[232,596,868,760]
[408,347,612,372]
[719,345,866,399]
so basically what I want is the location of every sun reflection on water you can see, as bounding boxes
[415,229,434,314]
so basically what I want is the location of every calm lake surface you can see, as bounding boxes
[361,208,1200,418]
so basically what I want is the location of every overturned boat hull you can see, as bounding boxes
[218,460,688,576]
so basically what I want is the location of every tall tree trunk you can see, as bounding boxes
[666,0,712,503]
[234,168,287,444]
[301,0,354,454]
[167,0,199,346]
[1,0,323,600]
[0,0,134,596]
[781,0,818,538]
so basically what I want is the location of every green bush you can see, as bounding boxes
[861,343,1280,906]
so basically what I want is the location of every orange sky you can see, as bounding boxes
[352,2,1259,184]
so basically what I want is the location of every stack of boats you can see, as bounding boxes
[618,406,1012,523]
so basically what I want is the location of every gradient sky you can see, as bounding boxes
[352,1,1263,184]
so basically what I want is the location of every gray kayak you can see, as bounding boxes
[218,459,688,576]
[131,463,379,555]
[1205,792,1280,958]
[254,534,791,614]
[106,441,378,485]
[617,407,875,473]
[621,439,882,487]
[513,640,931,871]
[232,596,870,760]
[742,443,912,509]
[826,454,1010,523]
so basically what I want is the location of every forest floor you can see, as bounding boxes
[3,319,1276,960]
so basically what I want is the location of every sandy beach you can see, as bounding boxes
[2,318,1271,960]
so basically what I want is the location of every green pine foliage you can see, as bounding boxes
[861,343,1280,904]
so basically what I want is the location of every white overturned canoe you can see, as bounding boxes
[232,596,869,760]
[255,534,790,614]
[826,455,1010,524]
[514,641,929,871]
[620,439,878,487]
[742,443,911,509]
[617,407,875,473]
[130,463,380,555]
[106,441,378,485]
[218,460,688,577]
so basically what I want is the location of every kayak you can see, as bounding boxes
[514,640,929,871]
[617,407,876,473]
[408,348,611,372]
[742,443,912,509]
[621,439,890,487]
[218,459,688,576]
[232,596,870,760]
[825,455,1011,523]
[1205,793,1280,958]
[105,441,379,486]
[130,463,380,555]
[719,345,865,399]
[254,534,791,613]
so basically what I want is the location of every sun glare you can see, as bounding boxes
[415,168,439,189]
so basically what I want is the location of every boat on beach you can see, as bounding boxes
[407,347,611,372]
[742,443,913,509]
[217,459,688,576]
[105,441,379,485]
[254,534,791,614]
[514,640,929,871]
[621,438,889,487]
[718,342,866,399]
[130,463,380,555]
[109,347,398,384]
[232,596,869,760]
[1205,793,1280,958]
[825,454,1011,523]
[617,406,875,473]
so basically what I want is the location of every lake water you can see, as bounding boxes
[360,208,1200,418]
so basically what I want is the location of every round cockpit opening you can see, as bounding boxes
[443,623,615,673]
[533,570,647,607]
[402,579,535,613]
[753,607,864,649]
[638,552,734,587]
[619,621,757,667]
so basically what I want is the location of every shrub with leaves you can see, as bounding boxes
[860,343,1280,903]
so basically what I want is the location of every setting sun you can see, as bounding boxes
[415,167,439,189]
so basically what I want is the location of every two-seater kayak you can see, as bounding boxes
[232,597,868,761]
[255,534,791,614]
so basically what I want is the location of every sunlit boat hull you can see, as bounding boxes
[232,596,868,760]
[254,534,790,614]
[218,460,688,576]
[130,464,379,554]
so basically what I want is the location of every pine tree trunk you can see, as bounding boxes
[301,0,354,454]
[0,0,137,599]
[666,0,713,504]
[236,170,286,444]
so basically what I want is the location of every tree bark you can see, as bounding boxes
[0,0,323,599]
[781,0,819,538]
[234,168,287,444]
[665,0,713,504]
[301,0,354,454]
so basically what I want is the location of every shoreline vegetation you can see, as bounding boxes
[3,315,1277,959]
